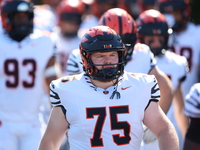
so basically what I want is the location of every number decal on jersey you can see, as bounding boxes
[86,105,131,147]
[110,106,131,145]
[4,59,36,88]
[86,107,106,147]
[4,59,19,87]
[169,46,192,71]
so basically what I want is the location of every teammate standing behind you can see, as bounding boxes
[38,25,179,150]
[0,1,60,150]
[184,83,200,150]
[136,9,189,150]
[55,0,85,77]
[158,0,200,98]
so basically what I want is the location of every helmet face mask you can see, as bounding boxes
[136,9,169,56]
[1,0,34,42]
[56,0,85,38]
[80,26,126,81]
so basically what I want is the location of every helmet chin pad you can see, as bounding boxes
[95,68,118,80]
[9,23,33,42]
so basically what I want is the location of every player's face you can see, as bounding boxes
[143,35,165,49]
[13,12,29,25]
[59,19,80,38]
[91,51,119,70]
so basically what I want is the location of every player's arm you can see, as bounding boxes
[149,66,174,114]
[38,106,69,150]
[173,81,189,137]
[143,102,179,150]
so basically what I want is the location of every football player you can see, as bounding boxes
[0,1,60,150]
[158,0,200,98]
[67,8,174,114]
[38,25,178,150]
[136,9,189,150]
[55,0,85,77]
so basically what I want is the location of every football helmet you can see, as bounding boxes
[98,8,137,63]
[157,0,190,32]
[136,9,169,56]
[80,25,126,80]
[56,0,85,37]
[1,0,34,41]
[56,0,85,24]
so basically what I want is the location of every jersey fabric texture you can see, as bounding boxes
[0,32,56,122]
[49,71,160,150]
[168,23,200,97]
[142,51,188,150]
[184,83,200,118]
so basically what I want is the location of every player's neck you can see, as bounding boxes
[91,79,117,90]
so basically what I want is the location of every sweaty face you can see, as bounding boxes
[91,51,119,70]
[143,35,165,49]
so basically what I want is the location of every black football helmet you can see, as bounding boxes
[99,8,137,64]
[1,0,34,42]
[136,9,169,56]
[80,25,126,81]
[157,0,190,32]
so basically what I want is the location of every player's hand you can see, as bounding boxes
[143,126,157,144]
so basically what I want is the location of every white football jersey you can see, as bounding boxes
[155,51,188,91]
[66,48,83,75]
[168,23,200,97]
[184,83,200,118]
[50,72,160,150]
[55,31,81,76]
[66,43,156,75]
[125,43,156,74]
[0,32,56,122]
[143,50,188,150]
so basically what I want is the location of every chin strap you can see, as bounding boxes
[110,90,121,99]
[110,78,121,99]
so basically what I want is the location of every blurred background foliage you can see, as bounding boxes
[34,0,200,24]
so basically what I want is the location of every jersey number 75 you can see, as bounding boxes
[86,105,131,147]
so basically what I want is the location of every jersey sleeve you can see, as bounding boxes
[49,80,62,107]
[66,49,84,75]
[184,83,200,118]
[145,75,160,110]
